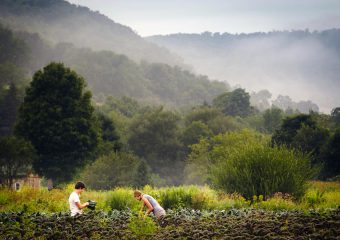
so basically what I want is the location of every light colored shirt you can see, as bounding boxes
[144,194,164,214]
[69,191,83,216]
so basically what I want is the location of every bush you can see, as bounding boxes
[210,132,317,199]
[79,152,142,190]
[128,215,157,238]
[106,188,139,211]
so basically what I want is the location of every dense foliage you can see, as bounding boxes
[186,130,317,199]
[0,136,35,188]
[15,63,99,184]
[272,113,339,179]
[79,152,150,190]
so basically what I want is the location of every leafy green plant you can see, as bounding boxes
[304,190,326,208]
[128,214,157,238]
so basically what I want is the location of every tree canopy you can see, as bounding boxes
[15,62,99,184]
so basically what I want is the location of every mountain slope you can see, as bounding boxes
[0,0,184,67]
[0,24,228,107]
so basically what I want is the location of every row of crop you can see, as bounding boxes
[1,208,340,239]
[1,182,340,214]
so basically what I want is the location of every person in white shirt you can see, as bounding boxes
[68,181,89,216]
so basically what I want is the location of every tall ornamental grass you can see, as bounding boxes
[211,142,317,200]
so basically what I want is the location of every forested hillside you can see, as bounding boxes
[147,30,340,113]
[0,0,184,66]
[0,24,228,108]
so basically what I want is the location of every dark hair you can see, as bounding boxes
[75,181,86,189]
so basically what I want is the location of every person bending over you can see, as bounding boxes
[134,190,166,220]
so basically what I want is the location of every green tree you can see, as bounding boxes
[184,106,221,126]
[15,62,99,185]
[292,124,330,165]
[0,136,35,188]
[128,107,184,185]
[272,114,330,168]
[95,111,121,155]
[184,106,242,135]
[271,114,315,146]
[263,107,284,133]
[213,88,252,117]
[321,128,340,179]
[181,121,212,150]
[0,83,20,136]
[133,160,152,188]
[79,152,141,190]
[331,107,340,125]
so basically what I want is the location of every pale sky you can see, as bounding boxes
[66,0,340,36]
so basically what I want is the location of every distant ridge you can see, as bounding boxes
[146,30,340,113]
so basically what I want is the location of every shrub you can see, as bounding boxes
[79,152,141,190]
[106,188,139,211]
[158,186,192,209]
[128,215,157,238]
[210,132,317,199]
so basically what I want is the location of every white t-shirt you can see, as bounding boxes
[69,191,83,216]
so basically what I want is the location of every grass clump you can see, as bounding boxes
[210,134,317,199]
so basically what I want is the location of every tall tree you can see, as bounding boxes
[331,107,340,125]
[0,136,35,188]
[0,83,20,136]
[271,114,315,146]
[128,107,184,185]
[15,62,99,185]
[213,88,252,117]
[321,128,340,179]
[263,107,284,133]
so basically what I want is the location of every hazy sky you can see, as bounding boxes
[67,0,340,36]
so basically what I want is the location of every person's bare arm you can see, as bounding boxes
[76,201,89,209]
[142,197,154,215]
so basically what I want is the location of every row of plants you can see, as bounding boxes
[1,208,339,239]
[1,182,340,214]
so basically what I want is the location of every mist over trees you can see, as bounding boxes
[0,0,185,67]
[147,30,340,113]
[0,24,228,109]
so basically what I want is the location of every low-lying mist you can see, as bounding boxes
[148,31,340,113]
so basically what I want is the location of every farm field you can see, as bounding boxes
[1,208,340,239]
[1,182,340,239]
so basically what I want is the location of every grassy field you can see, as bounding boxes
[1,182,339,239]
[1,181,339,213]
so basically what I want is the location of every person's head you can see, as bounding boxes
[134,190,143,201]
[74,181,86,193]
